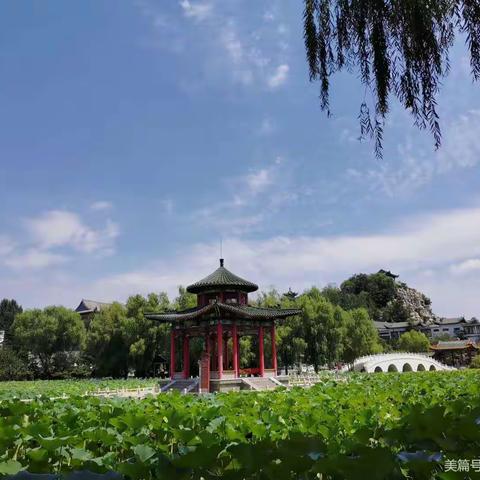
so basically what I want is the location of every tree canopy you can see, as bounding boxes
[397,330,430,352]
[13,306,86,378]
[0,299,23,343]
[303,0,480,157]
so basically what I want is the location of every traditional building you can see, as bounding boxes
[75,299,112,328]
[430,340,479,367]
[145,259,301,392]
[374,317,480,342]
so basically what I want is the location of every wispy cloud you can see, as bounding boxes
[450,258,480,275]
[245,168,273,195]
[267,64,289,89]
[258,117,275,135]
[5,249,68,270]
[90,201,113,211]
[179,0,212,22]
[137,1,290,89]
[193,156,294,233]
[1,209,120,271]
[348,109,480,196]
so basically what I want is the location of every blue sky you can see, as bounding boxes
[1,1,480,317]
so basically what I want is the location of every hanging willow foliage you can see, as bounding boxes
[303,0,480,157]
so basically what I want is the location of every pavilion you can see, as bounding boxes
[145,259,301,392]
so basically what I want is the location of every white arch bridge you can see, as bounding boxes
[341,353,455,373]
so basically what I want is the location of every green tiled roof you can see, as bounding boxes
[186,259,258,294]
[145,301,301,323]
[431,340,478,350]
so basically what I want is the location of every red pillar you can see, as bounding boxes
[271,322,277,374]
[259,325,264,377]
[232,323,238,377]
[170,329,175,380]
[217,322,223,379]
[205,331,210,355]
[183,334,190,379]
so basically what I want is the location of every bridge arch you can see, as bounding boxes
[341,353,454,373]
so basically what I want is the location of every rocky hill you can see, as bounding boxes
[391,282,438,326]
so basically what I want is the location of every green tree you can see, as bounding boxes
[13,306,85,378]
[0,299,23,345]
[276,319,307,374]
[254,289,282,308]
[342,308,382,364]
[300,288,345,371]
[256,289,306,373]
[86,303,130,378]
[0,347,30,380]
[397,330,430,353]
[173,286,197,310]
[303,0,480,157]
[469,355,480,369]
[125,292,170,377]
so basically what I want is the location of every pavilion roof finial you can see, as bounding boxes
[220,258,224,267]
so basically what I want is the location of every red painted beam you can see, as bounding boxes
[232,323,238,377]
[170,329,175,380]
[271,322,277,374]
[217,322,223,379]
[259,325,264,377]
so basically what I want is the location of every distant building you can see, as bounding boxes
[74,299,112,328]
[374,317,480,342]
[430,340,479,367]
[374,321,410,340]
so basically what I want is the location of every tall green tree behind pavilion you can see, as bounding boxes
[86,302,130,378]
[125,292,171,377]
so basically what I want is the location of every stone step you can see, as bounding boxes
[162,379,198,393]
[244,377,278,391]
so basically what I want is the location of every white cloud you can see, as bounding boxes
[5,249,68,270]
[191,157,298,234]
[25,210,119,255]
[90,201,113,211]
[267,64,289,89]
[246,168,273,194]
[349,109,480,196]
[218,21,270,86]
[179,0,212,22]
[138,2,289,89]
[73,204,480,317]
[5,205,480,317]
[450,258,480,275]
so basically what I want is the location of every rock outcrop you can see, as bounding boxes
[389,282,438,326]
